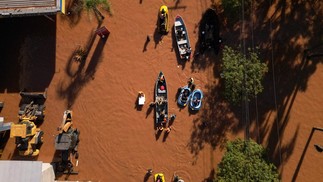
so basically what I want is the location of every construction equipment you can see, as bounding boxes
[10,119,44,156]
[53,110,80,175]
[10,91,46,156]
[18,91,46,122]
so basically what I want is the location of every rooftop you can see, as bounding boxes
[0,0,63,17]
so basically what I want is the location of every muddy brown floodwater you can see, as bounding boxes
[0,0,323,181]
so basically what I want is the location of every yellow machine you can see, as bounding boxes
[10,118,43,156]
[10,91,46,156]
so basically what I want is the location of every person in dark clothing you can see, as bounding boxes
[170,114,176,121]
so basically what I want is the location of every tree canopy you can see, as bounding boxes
[221,46,268,105]
[84,0,113,17]
[216,139,279,182]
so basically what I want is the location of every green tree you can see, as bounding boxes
[216,139,279,182]
[221,46,268,105]
[84,0,113,21]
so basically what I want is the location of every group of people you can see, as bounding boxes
[176,27,191,60]
[157,124,172,134]
[159,9,168,35]
[179,44,191,56]
[156,114,176,134]
[145,169,184,182]
[182,89,190,102]
[176,27,185,40]
[159,9,167,31]
[192,97,200,106]
[188,77,200,105]
[180,77,200,105]
[150,96,167,107]
[147,76,200,135]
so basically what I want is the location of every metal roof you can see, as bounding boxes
[0,161,55,182]
[0,160,42,182]
[0,0,63,17]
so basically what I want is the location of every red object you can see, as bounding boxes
[160,85,165,90]
[95,26,110,39]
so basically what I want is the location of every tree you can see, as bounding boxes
[84,0,113,21]
[220,46,268,105]
[216,139,279,182]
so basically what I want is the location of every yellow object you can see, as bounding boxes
[10,124,27,138]
[154,173,165,182]
[158,5,169,34]
[59,110,73,133]
[61,0,66,14]
[10,120,43,156]
[159,5,168,15]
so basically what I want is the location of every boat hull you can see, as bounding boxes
[177,86,191,107]
[154,173,165,182]
[174,15,191,61]
[155,72,168,125]
[158,5,169,34]
[189,89,203,111]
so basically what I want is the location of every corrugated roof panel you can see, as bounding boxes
[0,0,61,17]
[0,0,56,9]
[0,161,42,182]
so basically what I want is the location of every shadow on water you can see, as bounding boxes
[134,98,143,111]
[153,27,164,49]
[175,87,181,102]
[0,131,10,158]
[142,36,151,52]
[203,169,215,182]
[57,32,108,109]
[162,131,170,142]
[191,8,221,72]
[188,107,199,116]
[0,16,56,92]
[188,0,323,175]
[155,129,162,141]
[187,63,242,162]
[247,0,323,173]
[146,106,154,118]
[10,146,40,161]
